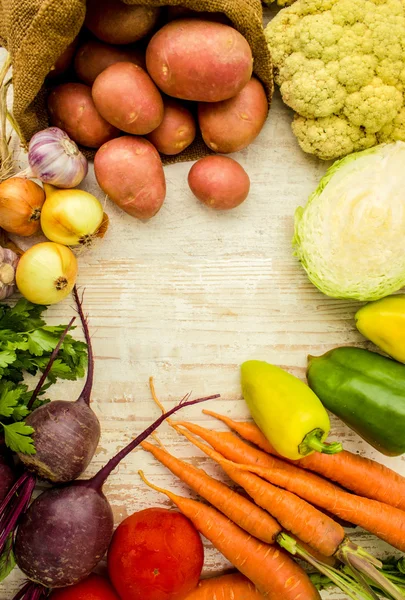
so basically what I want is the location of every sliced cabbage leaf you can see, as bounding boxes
[293,142,405,301]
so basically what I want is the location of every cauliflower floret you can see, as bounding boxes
[280,56,346,117]
[292,114,377,159]
[265,0,405,159]
[378,107,405,141]
[344,78,403,132]
[377,59,404,87]
[293,13,344,59]
[331,0,366,25]
[338,55,377,92]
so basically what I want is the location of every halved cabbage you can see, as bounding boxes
[293,142,405,301]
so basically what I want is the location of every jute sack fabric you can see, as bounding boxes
[0,0,273,164]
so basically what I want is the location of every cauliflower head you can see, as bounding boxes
[265,0,405,160]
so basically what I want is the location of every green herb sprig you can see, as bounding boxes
[0,298,87,454]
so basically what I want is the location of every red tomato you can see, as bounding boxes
[108,507,204,600]
[51,573,119,600]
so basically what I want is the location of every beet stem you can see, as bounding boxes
[12,581,32,600]
[27,317,76,410]
[0,472,30,518]
[13,581,47,600]
[0,473,36,553]
[73,286,94,406]
[89,393,220,491]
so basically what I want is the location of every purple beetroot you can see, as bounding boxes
[0,445,15,502]
[13,391,220,593]
[18,288,100,483]
[0,289,100,559]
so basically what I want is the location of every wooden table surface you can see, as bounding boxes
[1,6,404,598]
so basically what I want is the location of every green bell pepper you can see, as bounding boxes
[307,347,405,456]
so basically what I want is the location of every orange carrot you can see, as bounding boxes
[203,409,274,452]
[176,420,405,553]
[169,425,345,557]
[204,410,405,512]
[139,471,321,600]
[141,440,281,544]
[185,573,265,599]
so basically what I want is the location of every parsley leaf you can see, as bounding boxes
[0,381,24,418]
[0,299,46,332]
[2,422,36,454]
[0,350,16,369]
[0,535,15,582]
[0,298,88,454]
[27,329,59,356]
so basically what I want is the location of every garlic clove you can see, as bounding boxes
[0,263,15,285]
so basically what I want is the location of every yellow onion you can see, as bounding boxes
[0,178,45,236]
[41,184,106,247]
[16,242,78,305]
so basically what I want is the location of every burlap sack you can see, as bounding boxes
[0,0,273,164]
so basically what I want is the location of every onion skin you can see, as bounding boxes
[16,242,78,305]
[41,184,104,247]
[0,178,45,236]
[28,128,88,189]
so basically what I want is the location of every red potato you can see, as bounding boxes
[48,83,120,149]
[94,136,166,219]
[92,62,164,135]
[199,78,268,153]
[146,20,253,102]
[188,156,250,210]
[51,574,120,600]
[48,37,79,78]
[147,98,196,155]
[74,39,146,85]
[85,0,160,45]
[108,508,204,600]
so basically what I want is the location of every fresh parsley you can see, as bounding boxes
[0,298,88,454]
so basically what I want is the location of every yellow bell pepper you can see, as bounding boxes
[355,295,405,363]
[241,360,342,460]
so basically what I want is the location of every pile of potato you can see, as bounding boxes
[47,0,268,219]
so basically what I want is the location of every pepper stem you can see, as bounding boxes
[278,533,377,600]
[299,428,343,456]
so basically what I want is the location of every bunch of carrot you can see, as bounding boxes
[139,381,405,600]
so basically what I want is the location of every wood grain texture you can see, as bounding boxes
[1,6,404,597]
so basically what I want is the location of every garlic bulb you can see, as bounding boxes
[26,127,88,189]
[0,246,19,300]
